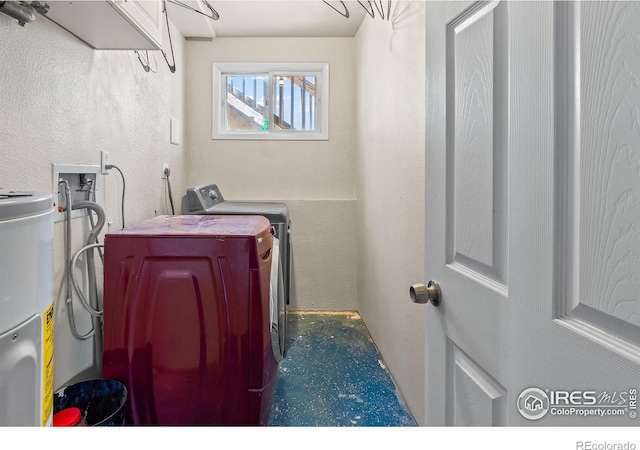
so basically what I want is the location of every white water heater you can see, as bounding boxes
[0,190,54,426]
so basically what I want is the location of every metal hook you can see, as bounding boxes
[135,50,157,73]
[135,51,150,72]
[357,0,375,18]
[166,0,219,20]
[161,0,176,73]
[322,0,349,18]
[201,0,219,20]
[372,0,385,20]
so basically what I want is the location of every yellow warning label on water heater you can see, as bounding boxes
[42,302,54,426]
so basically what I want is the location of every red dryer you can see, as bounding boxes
[102,215,277,425]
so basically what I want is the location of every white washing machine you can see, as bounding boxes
[0,190,54,426]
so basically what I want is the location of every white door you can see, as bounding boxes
[420,0,640,426]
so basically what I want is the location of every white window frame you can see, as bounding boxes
[212,62,329,141]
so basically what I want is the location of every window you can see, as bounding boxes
[212,62,329,140]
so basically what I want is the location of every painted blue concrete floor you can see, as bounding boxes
[268,311,417,427]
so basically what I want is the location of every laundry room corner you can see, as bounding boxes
[354,1,427,425]
[284,199,358,311]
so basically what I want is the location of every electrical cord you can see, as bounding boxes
[165,167,175,215]
[107,164,126,228]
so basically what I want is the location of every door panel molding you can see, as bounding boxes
[447,339,507,426]
[446,0,508,295]
[554,1,640,362]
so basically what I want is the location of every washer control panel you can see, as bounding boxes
[182,184,225,213]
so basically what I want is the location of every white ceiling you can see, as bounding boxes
[167,0,370,39]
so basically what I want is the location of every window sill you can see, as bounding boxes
[212,132,329,141]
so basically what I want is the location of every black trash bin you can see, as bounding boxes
[53,378,127,426]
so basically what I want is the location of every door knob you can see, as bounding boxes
[410,281,441,306]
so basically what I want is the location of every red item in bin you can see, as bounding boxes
[53,407,82,426]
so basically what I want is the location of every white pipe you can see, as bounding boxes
[0,1,36,26]
[70,201,106,376]
[69,244,103,318]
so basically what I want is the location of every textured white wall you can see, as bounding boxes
[0,15,186,389]
[355,1,426,425]
[184,37,358,310]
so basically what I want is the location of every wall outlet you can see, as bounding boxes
[101,151,110,174]
[162,162,169,179]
